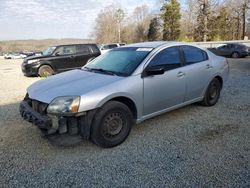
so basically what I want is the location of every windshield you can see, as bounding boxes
[84,47,153,76]
[43,46,56,56]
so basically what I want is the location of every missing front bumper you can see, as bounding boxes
[20,100,83,136]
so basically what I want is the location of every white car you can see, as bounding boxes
[99,43,126,54]
[4,53,27,59]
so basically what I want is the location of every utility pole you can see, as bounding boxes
[115,9,125,43]
[242,0,249,39]
[203,0,208,42]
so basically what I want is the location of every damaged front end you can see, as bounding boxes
[19,94,95,139]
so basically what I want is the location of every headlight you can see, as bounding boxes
[27,59,40,64]
[47,96,80,114]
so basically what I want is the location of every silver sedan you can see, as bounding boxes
[20,42,229,148]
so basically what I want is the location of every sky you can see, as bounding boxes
[0,0,185,40]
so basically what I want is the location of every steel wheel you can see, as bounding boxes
[90,101,134,148]
[201,78,221,106]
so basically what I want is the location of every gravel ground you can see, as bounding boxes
[0,58,250,187]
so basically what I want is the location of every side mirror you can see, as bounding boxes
[144,66,165,76]
[55,52,60,56]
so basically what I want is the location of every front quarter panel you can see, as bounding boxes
[78,75,143,119]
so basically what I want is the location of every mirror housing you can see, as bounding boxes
[55,52,60,56]
[144,66,165,77]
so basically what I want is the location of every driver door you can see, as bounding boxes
[143,47,186,116]
[51,45,77,72]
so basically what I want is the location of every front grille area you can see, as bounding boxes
[31,100,48,115]
[25,94,48,115]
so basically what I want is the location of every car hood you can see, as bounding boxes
[25,54,51,61]
[27,69,123,103]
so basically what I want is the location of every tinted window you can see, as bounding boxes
[218,44,231,49]
[149,47,181,70]
[54,46,76,55]
[90,45,100,54]
[235,44,246,49]
[76,45,89,54]
[108,44,118,49]
[101,45,109,50]
[182,46,208,64]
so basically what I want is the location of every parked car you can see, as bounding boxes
[22,51,42,57]
[208,43,249,58]
[99,43,126,54]
[4,52,24,59]
[21,44,101,77]
[20,42,229,148]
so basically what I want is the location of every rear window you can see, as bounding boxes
[182,46,208,64]
[89,44,101,54]
[235,44,246,49]
[76,45,90,54]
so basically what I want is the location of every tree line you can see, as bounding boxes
[93,0,250,43]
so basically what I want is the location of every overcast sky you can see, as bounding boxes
[0,0,185,40]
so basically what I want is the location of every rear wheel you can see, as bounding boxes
[231,52,239,58]
[38,65,54,77]
[201,78,221,106]
[90,101,134,148]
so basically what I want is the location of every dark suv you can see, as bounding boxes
[22,44,101,76]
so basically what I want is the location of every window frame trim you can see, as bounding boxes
[180,45,209,66]
[145,46,184,71]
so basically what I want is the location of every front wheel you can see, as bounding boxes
[91,101,134,148]
[231,52,239,58]
[38,65,54,77]
[201,78,222,106]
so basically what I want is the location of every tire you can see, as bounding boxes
[90,101,134,148]
[201,78,222,106]
[231,52,239,58]
[38,65,54,77]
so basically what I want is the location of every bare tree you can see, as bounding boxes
[94,5,125,43]
[133,5,152,42]
[115,9,125,43]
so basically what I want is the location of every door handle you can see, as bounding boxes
[177,71,185,77]
[69,55,75,59]
[206,64,213,69]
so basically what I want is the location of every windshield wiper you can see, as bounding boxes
[83,67,117,76]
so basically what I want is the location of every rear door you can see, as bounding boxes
[143,46,186,116]
[75,45,92,68]
[180,46,213,101]
[217,44,232,57]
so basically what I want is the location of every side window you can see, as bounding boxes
[101,45,109,50]
[63,46,76,55]
[149,47,181,70]
[90,45,100,53]
[182,46,208,64]
[76,45,90,54]
[55,46,76,55]
[108,44,118,49]
[219,44,230,50]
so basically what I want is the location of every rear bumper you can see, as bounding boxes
[240,52,248,57]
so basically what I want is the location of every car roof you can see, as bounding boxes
[53,43,97,47]
[124,41,183,48]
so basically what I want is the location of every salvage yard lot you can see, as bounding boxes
[0,58,250,187]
